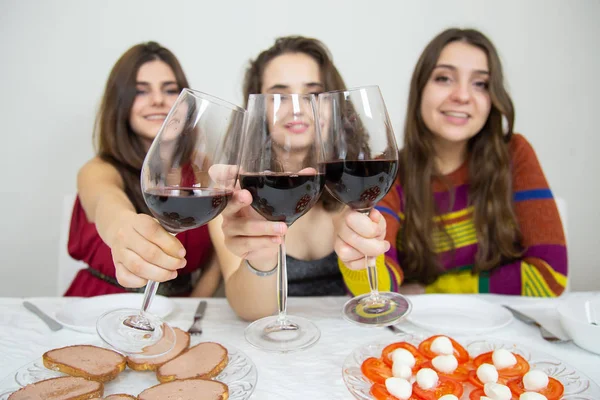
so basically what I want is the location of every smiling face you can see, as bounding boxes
[420,41,492,150]
[261,52,323,153]
[129,59,180,147]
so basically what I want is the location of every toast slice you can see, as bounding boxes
[88,396,135,400]
[138,378,228,400]
[156,342,228,383]
[43,345,126,382]
[8,376,103,400]
[126,327,190,371]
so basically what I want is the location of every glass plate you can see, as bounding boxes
[55,293,175,333]
[0,339,257,399]
[342,334,600,400]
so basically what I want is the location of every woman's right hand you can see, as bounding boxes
[334,207,390,270]
[109,212,188,288]
[220,189,287,271]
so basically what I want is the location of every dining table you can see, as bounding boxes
[0,292,598,399]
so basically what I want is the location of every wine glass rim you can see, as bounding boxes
[182,88,245,113]
[247,93,318,100]
[318,85,381,96]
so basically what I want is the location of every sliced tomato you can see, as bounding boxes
[463,359,476,371]
[507,376,564,400]
[370,383,421,400]
[467,369,509,388]
[418,335,470,364]
[370,384,397,400]
[412,375,464,400]
[469,388,486,400]
[421,360,471,382]
[381,342,427,368]
[361,357,393,384]
[473,351,530,378]
[468,370,485,389]
[469,387,519,400]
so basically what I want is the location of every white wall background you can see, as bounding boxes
[1,0,599,296]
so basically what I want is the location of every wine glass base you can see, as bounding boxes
[342,292,412,327]
[244,315,320,353]
[96,308,175,357]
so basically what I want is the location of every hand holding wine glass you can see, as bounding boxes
[108,211,187,289]
[220,189,287,269]
[96,88,245,357]
[333,206,390,269]
[319,85,411,326]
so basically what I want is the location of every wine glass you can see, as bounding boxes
[96,88,245,356]
[241,93,325,352]
[318,85,411,327]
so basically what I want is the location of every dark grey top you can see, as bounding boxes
[286,252,346,296]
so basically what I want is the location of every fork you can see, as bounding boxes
[188,300,207,335]
[387,325,408,335]
[503,305,570,343]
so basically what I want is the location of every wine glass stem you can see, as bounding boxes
[276,236,288,324]
[366,255,379,299]
[358,208,380,301]
[136,231,177,314]
[122,279,160,331]
[139,232,177,318]
[123,231,176,331]
[141,280,159,314]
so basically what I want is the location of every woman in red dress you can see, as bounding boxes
[65,42,220,297]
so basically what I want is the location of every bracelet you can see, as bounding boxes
[244,259,277,277]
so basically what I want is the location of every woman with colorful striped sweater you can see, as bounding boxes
[335,28,568,297]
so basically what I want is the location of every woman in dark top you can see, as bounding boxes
[211,36,349,320]
[66,41,220,297]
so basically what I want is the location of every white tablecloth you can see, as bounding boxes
[0,294,599,399]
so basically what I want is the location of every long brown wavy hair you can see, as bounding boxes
[94,41,189,214]
[242,36,347,211]
[401,28,523,284]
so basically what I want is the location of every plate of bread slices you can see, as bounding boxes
[0,329,257,400]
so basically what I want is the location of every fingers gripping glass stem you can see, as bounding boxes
[122,230,175,332]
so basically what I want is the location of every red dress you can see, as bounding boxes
[64,196,213,297]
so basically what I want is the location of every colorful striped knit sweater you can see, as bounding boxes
[340,134,568,297]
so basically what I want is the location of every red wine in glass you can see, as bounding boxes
[143,187,233,233]
[322,160,398,211]
[239,173,324,225]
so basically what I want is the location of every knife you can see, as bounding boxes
[23,301,63,331]
[503,305,538,325]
